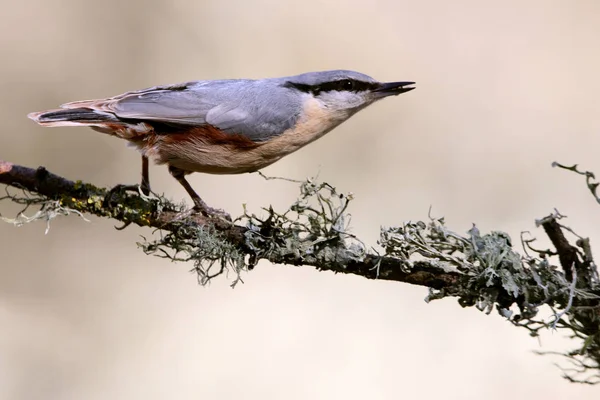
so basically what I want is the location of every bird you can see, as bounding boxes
[28,70,415,215]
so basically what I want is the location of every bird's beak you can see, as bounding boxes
[373,81,415,96]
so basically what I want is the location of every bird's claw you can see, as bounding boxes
[102,183,144,209]
[190,199,232,222]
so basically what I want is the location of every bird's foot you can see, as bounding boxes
[102,183,150,209]
[102,183,154,230]
[191,198,232,222]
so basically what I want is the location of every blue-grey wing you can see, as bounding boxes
[79,80,301,142]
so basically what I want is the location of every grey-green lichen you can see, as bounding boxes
[139,222,247,287]
[242,177,367,270]
[377,208,598,384]
[379,215,573,312]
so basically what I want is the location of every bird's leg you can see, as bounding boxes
[168,166,212,212]
[167,166,232,221]
[103,156,152,209]
[141,155,151,195]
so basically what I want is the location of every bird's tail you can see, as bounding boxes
[27,107,118,128]
[27,104,152,139]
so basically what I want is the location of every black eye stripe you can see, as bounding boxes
[284,79,378,95]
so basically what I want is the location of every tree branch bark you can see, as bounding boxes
[0,160,460,289]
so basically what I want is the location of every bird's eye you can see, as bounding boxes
[339,79,354,91]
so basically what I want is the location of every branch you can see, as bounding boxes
[0,160,458,289]
[1,159,599,384]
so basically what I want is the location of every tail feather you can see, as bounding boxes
[27,108,118,127]
[28,107,152,139]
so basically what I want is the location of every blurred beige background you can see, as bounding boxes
[1,0,599,398]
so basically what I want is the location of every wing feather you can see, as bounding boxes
[62,79,301,142]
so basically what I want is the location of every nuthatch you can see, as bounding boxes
[28,70,415,213]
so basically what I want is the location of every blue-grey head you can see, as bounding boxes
[280,69,415,119]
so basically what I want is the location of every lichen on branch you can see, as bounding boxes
[0,159,598,384]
